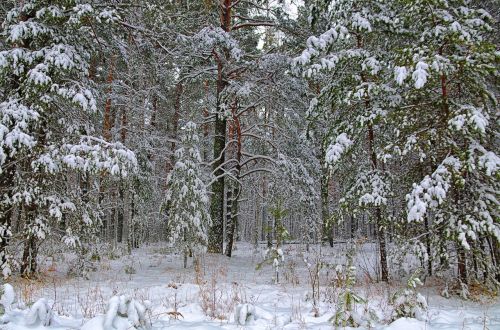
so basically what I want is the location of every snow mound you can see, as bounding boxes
[82,295,150,330]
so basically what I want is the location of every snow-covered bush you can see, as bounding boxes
[0,285,61,327]
[234,303,256,325]
[459,282,470,300]
[0,283,14,315]
[390,271,427,321]
[106,295,149,329]
[25,298,53,326]
[83,295,150,330]
[0,294,80,328]
[234,303,290,327]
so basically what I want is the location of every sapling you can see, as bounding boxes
[330,248,377,328]
[162,122,211,268]
[269,200,290,248]
[255,200,290,284]
[303,250,323,317]
[256,247,284,284]
[390,270,427,321]
[331,262,365,327]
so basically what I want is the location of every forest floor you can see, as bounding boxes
[1,242,499,329]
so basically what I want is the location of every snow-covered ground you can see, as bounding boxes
[1,242,498,329]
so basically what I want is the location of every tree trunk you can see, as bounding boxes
[494,239,500,282]
[457,244,467,284]
[100,56,116,242]
[368,125,388,282]
[117,185,124,243]
[225,190,233,256]
[320,143,333,247]
[122,189,131,251]
[21,235,38,278]
[487,236,500,282]
[208,0,233,254]
[253,192,259,249]
[225,187,240,257]
[208,112,226,253]
[102,55,115,142]
[350,215,356,239]
[424,214,432,276]
[480,239,488,282]
[376,208,389,282]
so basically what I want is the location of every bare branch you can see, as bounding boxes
[232,22,275,30]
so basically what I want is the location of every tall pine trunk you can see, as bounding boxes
[368,125,389,282]
[320,143,333,247]
[100,56,116,241]
[208,0,233,253]
[457,244,467,284]
[208,107,226,253]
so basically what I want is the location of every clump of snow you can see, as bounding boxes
[412,61,429,89]
[193,26,242,61]
[478,151,499,176]
[406,156,461,222]
[325,133,353,165]
[394,66,408,85]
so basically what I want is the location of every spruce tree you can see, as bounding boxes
[164,122,211,268]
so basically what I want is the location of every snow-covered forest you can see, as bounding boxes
[0,0,498,329]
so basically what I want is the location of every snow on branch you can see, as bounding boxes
[406,156,461,222]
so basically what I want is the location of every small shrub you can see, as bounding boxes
[198,259,243,320]
[390,270,427,321]
[67,256,97,279]
[330,264,365,327]
[124,265,136,275]
[329,248,378,328]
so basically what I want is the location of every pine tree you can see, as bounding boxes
[294,0,402,282]
[164,122,211,268]
[0,0,136,277]
[395,0,499,286]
